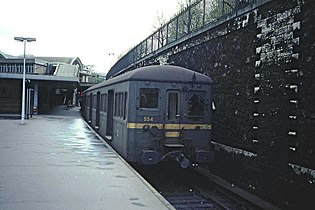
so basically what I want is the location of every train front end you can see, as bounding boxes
[128,66,214,168]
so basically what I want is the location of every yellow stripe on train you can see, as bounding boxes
[165,132,180,138]
[127,123,212,130]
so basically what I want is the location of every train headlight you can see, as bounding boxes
[143,125,150,131]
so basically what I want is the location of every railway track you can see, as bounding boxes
[193,167,283,210]
[134,163,281,210]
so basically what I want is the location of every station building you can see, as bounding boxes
[0,52,91,115]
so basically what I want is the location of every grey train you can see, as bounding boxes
[81,65,213,168]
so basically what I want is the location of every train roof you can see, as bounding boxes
[85,65,213,92]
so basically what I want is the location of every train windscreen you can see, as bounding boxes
[187,91,207,121]
[139,88,159,108]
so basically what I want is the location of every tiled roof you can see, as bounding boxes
[36,57,77,65]
[54,64,79,77]
[0,52,17,59]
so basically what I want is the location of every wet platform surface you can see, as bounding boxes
[0,106,174,210]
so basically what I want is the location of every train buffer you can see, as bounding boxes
[0,107,174,210]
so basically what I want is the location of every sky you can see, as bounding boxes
[0,0,181,74]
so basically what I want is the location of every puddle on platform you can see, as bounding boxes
[115,175,127,178]
[131,202,146,207]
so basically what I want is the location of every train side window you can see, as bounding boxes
[104,94,107,112]
[100,93,107,112]
[90,93,93,108]
[86,95,90,107]
[119,93,123,117]
[114,92,126,118]
[115,93,119,117]
[124,92,127,120]
[93,95,97,108]
[139,88,159,108]
[188,94,206,121]
[101,94,105,111]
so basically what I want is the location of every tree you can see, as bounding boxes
[178,0,204,36]
[164,0,237,41]
[83,64,95,73]
[152,12,168,48]
[149,0,238,54]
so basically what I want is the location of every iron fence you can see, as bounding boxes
[108,0,258,78]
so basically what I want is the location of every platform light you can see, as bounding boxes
[14,36,36,125]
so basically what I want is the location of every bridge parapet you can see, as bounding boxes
[107,0,267,79]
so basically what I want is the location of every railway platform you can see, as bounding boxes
[0,106,174,210]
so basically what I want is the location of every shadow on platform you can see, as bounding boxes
[0,105,81,120]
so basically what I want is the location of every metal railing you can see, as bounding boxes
[0,64,34,74]
[107,0,258,78]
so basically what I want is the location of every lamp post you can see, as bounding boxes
[14,37,36,125]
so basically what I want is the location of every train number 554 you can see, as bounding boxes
[144,116,154,122]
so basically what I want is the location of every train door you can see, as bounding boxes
[106,90,114,139]
[95,91,100,129]
[166,90,181,139]
[89,93,93,123]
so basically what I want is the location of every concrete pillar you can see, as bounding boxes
[73,88,77,106]
[33,82,38,114]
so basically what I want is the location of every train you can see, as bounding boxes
[81,65,214,168]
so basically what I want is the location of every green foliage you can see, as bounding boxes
[83,64,95,72]
[124,0,243,65]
